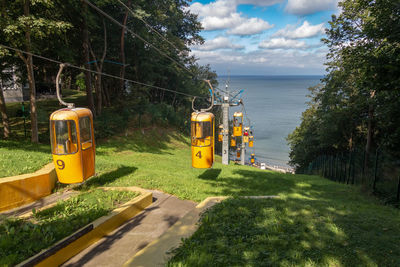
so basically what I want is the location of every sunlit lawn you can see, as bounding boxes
[0,140,51,178]
[1,125,399,266]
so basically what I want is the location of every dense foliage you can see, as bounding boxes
[0,0,217,141]
[288,0,400,174]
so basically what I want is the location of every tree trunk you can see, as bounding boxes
[89,19,107,116]
[0,88,10,138]
[82,0,95,114]
[102,83,110,107]
[119,0,130,95]
[171,92,176,108]
[24,0,38,143]
[363,90,375,183]
[95,75,102,115]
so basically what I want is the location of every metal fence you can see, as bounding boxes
[297,148,400,206]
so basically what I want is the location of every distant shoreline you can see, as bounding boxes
[218,74,324,78]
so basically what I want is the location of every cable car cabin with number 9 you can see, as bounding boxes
[191,112,215,169]
[50,108,95,184]
[233,112,243,137]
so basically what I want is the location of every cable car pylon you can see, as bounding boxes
[49,64,96,184]
[213,82,240,165]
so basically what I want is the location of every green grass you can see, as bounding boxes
[1,99,400,266]
[168,197,400,267]
[0,189,138,266]
[0,140,51,178]
[2,90,88,142]
[84,130,397,266]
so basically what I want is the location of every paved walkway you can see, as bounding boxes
[62,190,197,267]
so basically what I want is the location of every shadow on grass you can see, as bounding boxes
[0,139,50,153]
[77,166,137,191]
[198,169,222,180]
[169,169,400,266]
[203,169,297,197]
[96,128,188,155]
[1,188,135,266]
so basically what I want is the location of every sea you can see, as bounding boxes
[216,75,323,168]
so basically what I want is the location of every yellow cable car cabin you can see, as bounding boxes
[236,148,241,158]
[230,135,236,147]
[233,112,243,137]
[218,124,223,142]
[250,153,255,164]
[50,108,95,184]
[243,127,250,143]
[249,135,254,147]
[191,112,215,168]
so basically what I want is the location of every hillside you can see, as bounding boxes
[1,127,400,265]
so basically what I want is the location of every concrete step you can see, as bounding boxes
[61,190,197,267]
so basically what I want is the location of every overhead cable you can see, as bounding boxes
[0,44,204,98]
[83,0,193,77]
[115,0,182,53]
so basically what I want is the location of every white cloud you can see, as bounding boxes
[285,0,338,15]
[193,37,244,51]
[235,0,283,6]
[189,0,274,35]
[273,21,325,39]
[259,38,307,49]
[189,1,236,18]
[189,0,283,17]
[190,48,326,74]
[201,13,242,31]
[228,17,273,35]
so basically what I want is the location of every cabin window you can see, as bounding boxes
[233,116,242,127]
[79,116,92,150]
[191,121,212,147]
[51,120,78,155]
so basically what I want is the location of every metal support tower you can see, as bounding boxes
[222,96,230,165]
[215,83,240,165]
[240,134,245,165]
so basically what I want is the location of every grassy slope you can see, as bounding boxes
[91,131,398,266]
[0,140,51,177]
[1,101,400,265]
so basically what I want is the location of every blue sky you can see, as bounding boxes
[187,0,339,75]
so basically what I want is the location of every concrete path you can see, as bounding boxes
[124,197,227,267]
[62,190,197,267]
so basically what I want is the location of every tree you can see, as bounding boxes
[0,88,10,138]
[1,0,71,142]
[288,0,400,175]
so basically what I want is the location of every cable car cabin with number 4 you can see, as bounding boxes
[50,108,95,184]
[191,112,215,169]
[233,112,243,137]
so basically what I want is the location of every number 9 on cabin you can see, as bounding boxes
[50,108,95,184]
[191,112,214,168]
